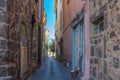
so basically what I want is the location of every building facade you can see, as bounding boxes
[55,0,120,80]
[62,0,90,79]
[54,0,63,60]
[42,9,47,60]
[0,0,44,80]
[89,0,120,80]
[38,0,44,67]
[45,28,49,57]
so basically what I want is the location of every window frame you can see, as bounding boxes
[67,0,70,4]
[97,21,104,33]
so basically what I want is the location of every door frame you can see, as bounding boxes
[71,12,85,74]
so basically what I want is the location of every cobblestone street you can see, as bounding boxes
[30,58,74,80]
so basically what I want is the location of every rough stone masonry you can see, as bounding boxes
[0,0,12,80]
[0,0,41,80]
[90,0,120,80]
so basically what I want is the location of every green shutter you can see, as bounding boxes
[21,25,26,35]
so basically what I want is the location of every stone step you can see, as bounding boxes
[0,76,13,80]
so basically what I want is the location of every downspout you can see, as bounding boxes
[30,0,33,72]
[84,0,90,79]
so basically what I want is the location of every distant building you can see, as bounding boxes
[45,28,49,50]
[41,9,47,60]
[44,28,49,59]
[54,0,63,60]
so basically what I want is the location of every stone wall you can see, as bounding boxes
[0,0,12,80]
[90,0,120,80]
[0,0,42,80]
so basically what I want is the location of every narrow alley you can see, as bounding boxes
[0,0,120,80]
[30,58,73,80]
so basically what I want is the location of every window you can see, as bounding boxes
[98,21,104,33]
[91,16,104,34]
[35,0,38,3]
[60,11,62,30]
[67,0,70,4]
[21,24,27,46]
[21,24,26,36]
[56,8,57,19]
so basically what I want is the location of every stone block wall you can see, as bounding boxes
[0,0,42,80]
[90,0,120,80]
[0,0,13,80]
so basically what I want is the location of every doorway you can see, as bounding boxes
[72,19,85,74]
[20,24,28,78]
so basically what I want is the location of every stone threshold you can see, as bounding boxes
[0,76,13,80]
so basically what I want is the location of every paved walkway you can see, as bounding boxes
[30,58,73,80]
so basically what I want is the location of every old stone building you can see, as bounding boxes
[0,0,44,80]
[90,0,120,80]
[54,0,63,60]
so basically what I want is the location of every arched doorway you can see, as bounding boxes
[20,24,28,78]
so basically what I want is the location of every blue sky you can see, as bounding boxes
[44,0,56,41]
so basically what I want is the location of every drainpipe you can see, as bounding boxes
[30,0,33,73]
[83,0,90,79]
